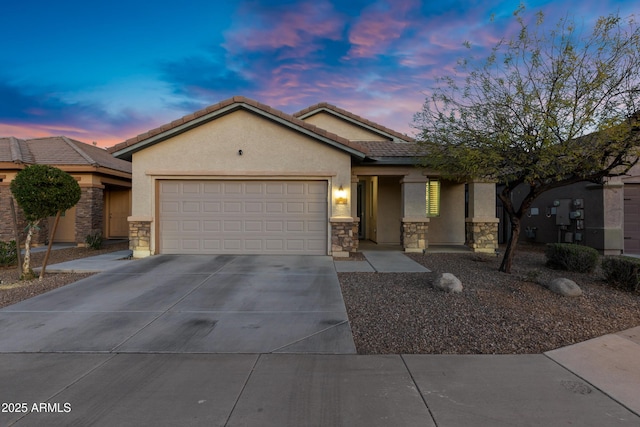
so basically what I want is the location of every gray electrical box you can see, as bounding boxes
[555,199,572,225]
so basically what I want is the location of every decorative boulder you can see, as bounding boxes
[433,273,463,293]
[543,278,583,297]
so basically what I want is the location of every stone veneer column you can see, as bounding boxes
[129,218,152,258]
[0,184,16,242]
[330,218,359,257]
[466,180,499,253]
[401,175,429,252]
[401,220,430,252]
[465,219,499,253]
[75,186,104,245]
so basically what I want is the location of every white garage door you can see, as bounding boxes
[159,180,328,254]
[624,184,640,254]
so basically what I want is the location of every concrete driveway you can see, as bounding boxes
[0,255,356,354]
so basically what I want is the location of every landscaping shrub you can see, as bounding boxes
[0,240,18,267]
[85,231,104,250]
[602,256,640,292]
[545,243,599,273]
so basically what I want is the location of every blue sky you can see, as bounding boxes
[1,0,636,147]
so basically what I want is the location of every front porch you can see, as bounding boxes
[334,168,498,255]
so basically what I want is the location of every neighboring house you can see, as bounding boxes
[0,136,132,246]
[108,96,498,258]
[498,162,640,255]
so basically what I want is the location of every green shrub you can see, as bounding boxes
[0,240,18,267]
[85,231,103,250]
[545,243,599,273]
[602,257,640,292]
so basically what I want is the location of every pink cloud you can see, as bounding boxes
[224,0,344,55]
[345,0,421,59]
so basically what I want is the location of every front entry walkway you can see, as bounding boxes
[334,251,431,273]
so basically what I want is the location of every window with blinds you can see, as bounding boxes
[426,180,440,217]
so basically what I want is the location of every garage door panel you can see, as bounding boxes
[265,240,284,250]
[308,182,326,194]
[308,239,326,251]
[245,240,263,250]
[182,183,201,194]
[224,202,242,213]
[225,183,243,194]
[224,220,242,232]
[181,220,201,232]
[160,181,327,254]
[245,183,263,194]
[287,183,305,194]
[287,221,304,232]
[203,202,221,213]
[287,202,304,213]
[182,201,200,213]
[266,221,283,232]
[308,202,326,213]
[266,202,284,213]
[203,183,222,194]
[203,240,221,250]
[161,201,180,213]
[245,202,263,213]
[308,221,325,232]
[224,240,242,250]
[245,221,263,232]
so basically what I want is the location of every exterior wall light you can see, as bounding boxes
[335,185,348,205]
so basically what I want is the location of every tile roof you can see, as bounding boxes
[293,102,415,143]
[107,96,370,157]
[0,136,131,174]
[355,140,425,158]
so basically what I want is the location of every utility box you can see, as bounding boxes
[555,199,572,226]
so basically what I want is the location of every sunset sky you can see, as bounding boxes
[1,0,636,147]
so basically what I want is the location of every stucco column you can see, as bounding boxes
[466,180,499,253]
[401,175,429,252]
[351,173,359,220]
[602,177,624,255]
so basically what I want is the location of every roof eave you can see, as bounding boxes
[359,156,420,165]
[112,102,367,160]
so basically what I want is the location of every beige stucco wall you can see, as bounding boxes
[130,109,353,254]
[302,112,389,141]
[622,163,640,184]
[467,181,496,219]
[428,181,466,245]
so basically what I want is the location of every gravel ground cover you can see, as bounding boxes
[339,248,640,354]
[0,242,128,309]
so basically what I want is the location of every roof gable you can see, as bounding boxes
[108,96,369,160]
[293,102,414,143]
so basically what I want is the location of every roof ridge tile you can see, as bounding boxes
[62,136,98,165]
[293,102,414,143]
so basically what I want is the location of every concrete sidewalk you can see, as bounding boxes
[1,332,638,426]
[34,250,134,273]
